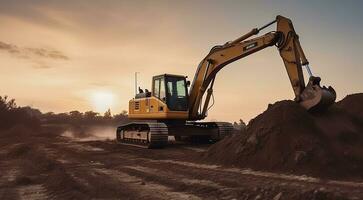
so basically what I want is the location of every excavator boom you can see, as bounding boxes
[188,15,336,120]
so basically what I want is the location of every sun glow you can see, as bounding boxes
[90,91,114,113]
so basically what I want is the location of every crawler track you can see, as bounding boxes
[116,122,168,148]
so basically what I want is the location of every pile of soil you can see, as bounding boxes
[203,93,363,180]
[336,93,363,120]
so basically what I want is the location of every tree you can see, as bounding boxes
[69,110,83,120]
[233,121,238,128]
[239,119,247,133]
[239,119,246,128]
[69,110,83,124]
[233,119,247,132]
[55,113,70,123]
[84,111,99,122]
[113,110,129,124]
[0,96,40,130]
[104,109,112,120]
[20,106,42,118]
[0,95,17,111]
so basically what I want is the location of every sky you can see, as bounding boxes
[0,0,362,122]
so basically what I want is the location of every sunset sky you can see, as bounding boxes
[1,0,362,122]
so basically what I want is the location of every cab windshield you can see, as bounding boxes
[165,76,188,111]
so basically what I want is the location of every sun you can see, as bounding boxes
[90,91,114,113]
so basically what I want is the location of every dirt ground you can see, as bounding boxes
[1,125,363,200]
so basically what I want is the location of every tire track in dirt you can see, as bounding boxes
[88,144,362,199]
[122,165,242,200]
[94,167,201,200]
[130,158,363,199]
[16,185,48,200]
[139,158,363,189]
[48,141,242,199]
[119,159,312,199]
[39,140,202,199]
[0,162,20,200]
[0,156,49,200]
[36,138,363,199]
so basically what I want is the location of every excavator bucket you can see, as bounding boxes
[299,76,336,111]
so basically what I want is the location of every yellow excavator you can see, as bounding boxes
[116,15,336,148]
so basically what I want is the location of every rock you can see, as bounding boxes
[313,188,327,200]
[273,192,282,200]
[294,151,307,164]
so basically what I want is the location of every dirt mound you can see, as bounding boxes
[336,93,363,120]
[203,95,363,180]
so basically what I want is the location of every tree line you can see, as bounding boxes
[0,95,129,130]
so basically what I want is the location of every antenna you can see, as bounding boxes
[135,72,139,96]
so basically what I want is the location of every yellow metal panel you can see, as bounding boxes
[129,97,188,120]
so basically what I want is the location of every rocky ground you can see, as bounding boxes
[1,124,363,200]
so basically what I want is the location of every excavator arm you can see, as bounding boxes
[188,15,336,120]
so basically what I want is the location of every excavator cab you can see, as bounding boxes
[128,74,189,120]
[152,74,188,111]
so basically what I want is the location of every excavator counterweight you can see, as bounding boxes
[116,15,336,148]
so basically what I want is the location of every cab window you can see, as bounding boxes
[153,79,160,98]
[166,76,188,111]
[153,77,166,102]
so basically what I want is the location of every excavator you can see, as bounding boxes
[116,15,336,148]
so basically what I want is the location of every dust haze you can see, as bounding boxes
[62,126,116,141]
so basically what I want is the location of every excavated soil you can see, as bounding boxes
[204,93,363,180]
[336,93,363,120]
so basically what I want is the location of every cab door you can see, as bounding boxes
[152,76,166,112]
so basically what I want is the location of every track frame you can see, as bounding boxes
[116,121,234,149]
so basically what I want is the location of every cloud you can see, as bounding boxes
[31,61,52,69]
[0,41,68,60]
